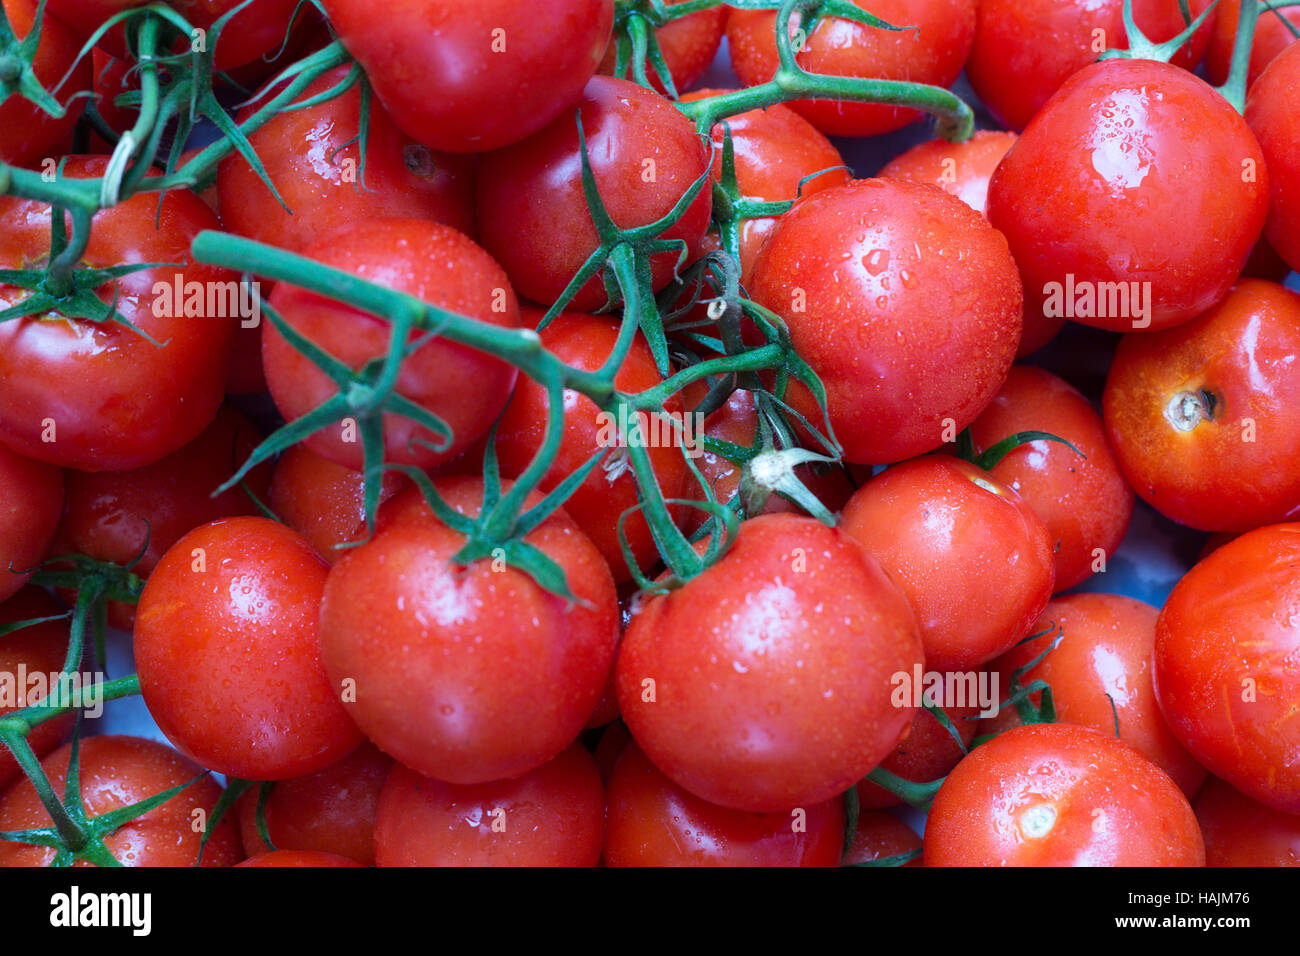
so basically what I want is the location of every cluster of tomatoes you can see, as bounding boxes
[0,0,1298,869]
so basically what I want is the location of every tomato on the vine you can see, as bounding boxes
[0,588,74,790]
[843,811,922,867]
[0,444,62,603]
[855,703,978,810]
[599,0,726,94]
[1206,0,1300,87]
[0,0,90,167]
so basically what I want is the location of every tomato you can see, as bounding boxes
[1103,281,1300,532]
[725,0,976,138]
[217,65,476,254]
[617,513,923,812]
[321,0,613,153]
[219,1,331,91]
[967,0,1214,132]
[970,365,1134,591]
[0,735,243,866]
[134,517,363,780]
[1154,523,1300,814]
[0,445,62,603]
[1245,40,1300,275]
[0,588,74,790]
[263,217,521,472]
[748,178,1022,465]
[843,811,922,867]
[840,456,1055,671]
[599,0,725,94]
[603,741,843,866]
[1207,0,1300,86]
[0,0,90,167]
[924,723,1205,867]
[0,156,237,471]
[1194,776,1300,867]
[237,849,362,867]
[476,75,712,312]
[373,744,603,867]
[236,742,392,865]
[90,48,138,135]
[320,476,618,784]
[856,703,978,810]
[987,59,1269,334]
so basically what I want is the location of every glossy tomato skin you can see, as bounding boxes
[236,742,392,865]
[1154,524,1300,814]
[1194,776,1300,867]
[1207,0,1300,86]
[0,157,237,471]
[0,445,62,603]
[0,736,243,867]
[599,0,726,94]
[726,0,976,138]
[603,742,843,867]
[617,513,924,813]
[476,76,712,312]
[971,366,1133,591]
[924,724,1205,867]
[855,704,979,810]
[985,594,1206,797]
[322,0,613,153]
[843,811,922,867]
[134,517,363,781]
[320,477,618,785]
[1103,281,1300,532]
[0,588,74,790]
[749,178,1022,465]
[840,456,1055,672]
[263,217,521,471]
[0,0,90,167]
[1246,41,1300,275]
[374,744,604,867]
[988,59,1269,334]
[218,65,476,253]
[237,850,363,867]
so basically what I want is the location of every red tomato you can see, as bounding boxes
[603,742,843,866]
[725,0,977,138]
[924,724,1205,866]
[476,75,712,312]
[748,178,1023,465]
[856,704,978,810]
[1206,0,1300,86]
[1246,41,1300,275]
[0,156,237,471]
[1103,281,1300,532]
[987,59,1269,334]
[0,0,90,167]
[599,0,726,93]
[236,742,392,865]
[134,517,363,780]
[617,513,923,812]
[0,445,62,603]
[843,811,922,867]
[0,588,74,790]
[0,735,243,866]
[263,217,521,472]
[967,0,1215,132]
[373,744,604,867]
[90,48,137,134]
[1154,523,1300,814]
[321,0,613,153]
[237,849,362,867]
[840,456,1055,671]
[320,476,618,785]
[1194,776,1300,867]
[971,365,1134,591]
[217,65,476,254]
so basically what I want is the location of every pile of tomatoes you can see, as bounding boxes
[0,0,1298,869]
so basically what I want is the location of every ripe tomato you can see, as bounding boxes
[236,742,392,865]
[319,476,618,785]
[987,59,1269,334]
[840,456,1055,671]
[1206,0,1300,86]
[0,735,243,867]
[1194,776,1300,867]
[1154,523,1300,814]
[603,742,843,867]
[599,0,726,94]
[0,156,237,471]
[476,76,712,312]
[725,0,976,138]
[856,703,978,810]
[967,0,1214,132]
[373,744,604,867]
[0,445,62,603]
[971,365,1134,591]
[134,517,363,780]
[263,217,521,472]
[217,65,476,254]
[843,811,922,867]
[237,849,362,867]
[321,0,613,153]
[0,588,74,791]
[924,723,1205,866]
[0,0,90,167]
[1103,281,1300,532]
[748,178,1022,465]
[1245,41,1300,275]
[617,513,923,813]
[175,0,303,70]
